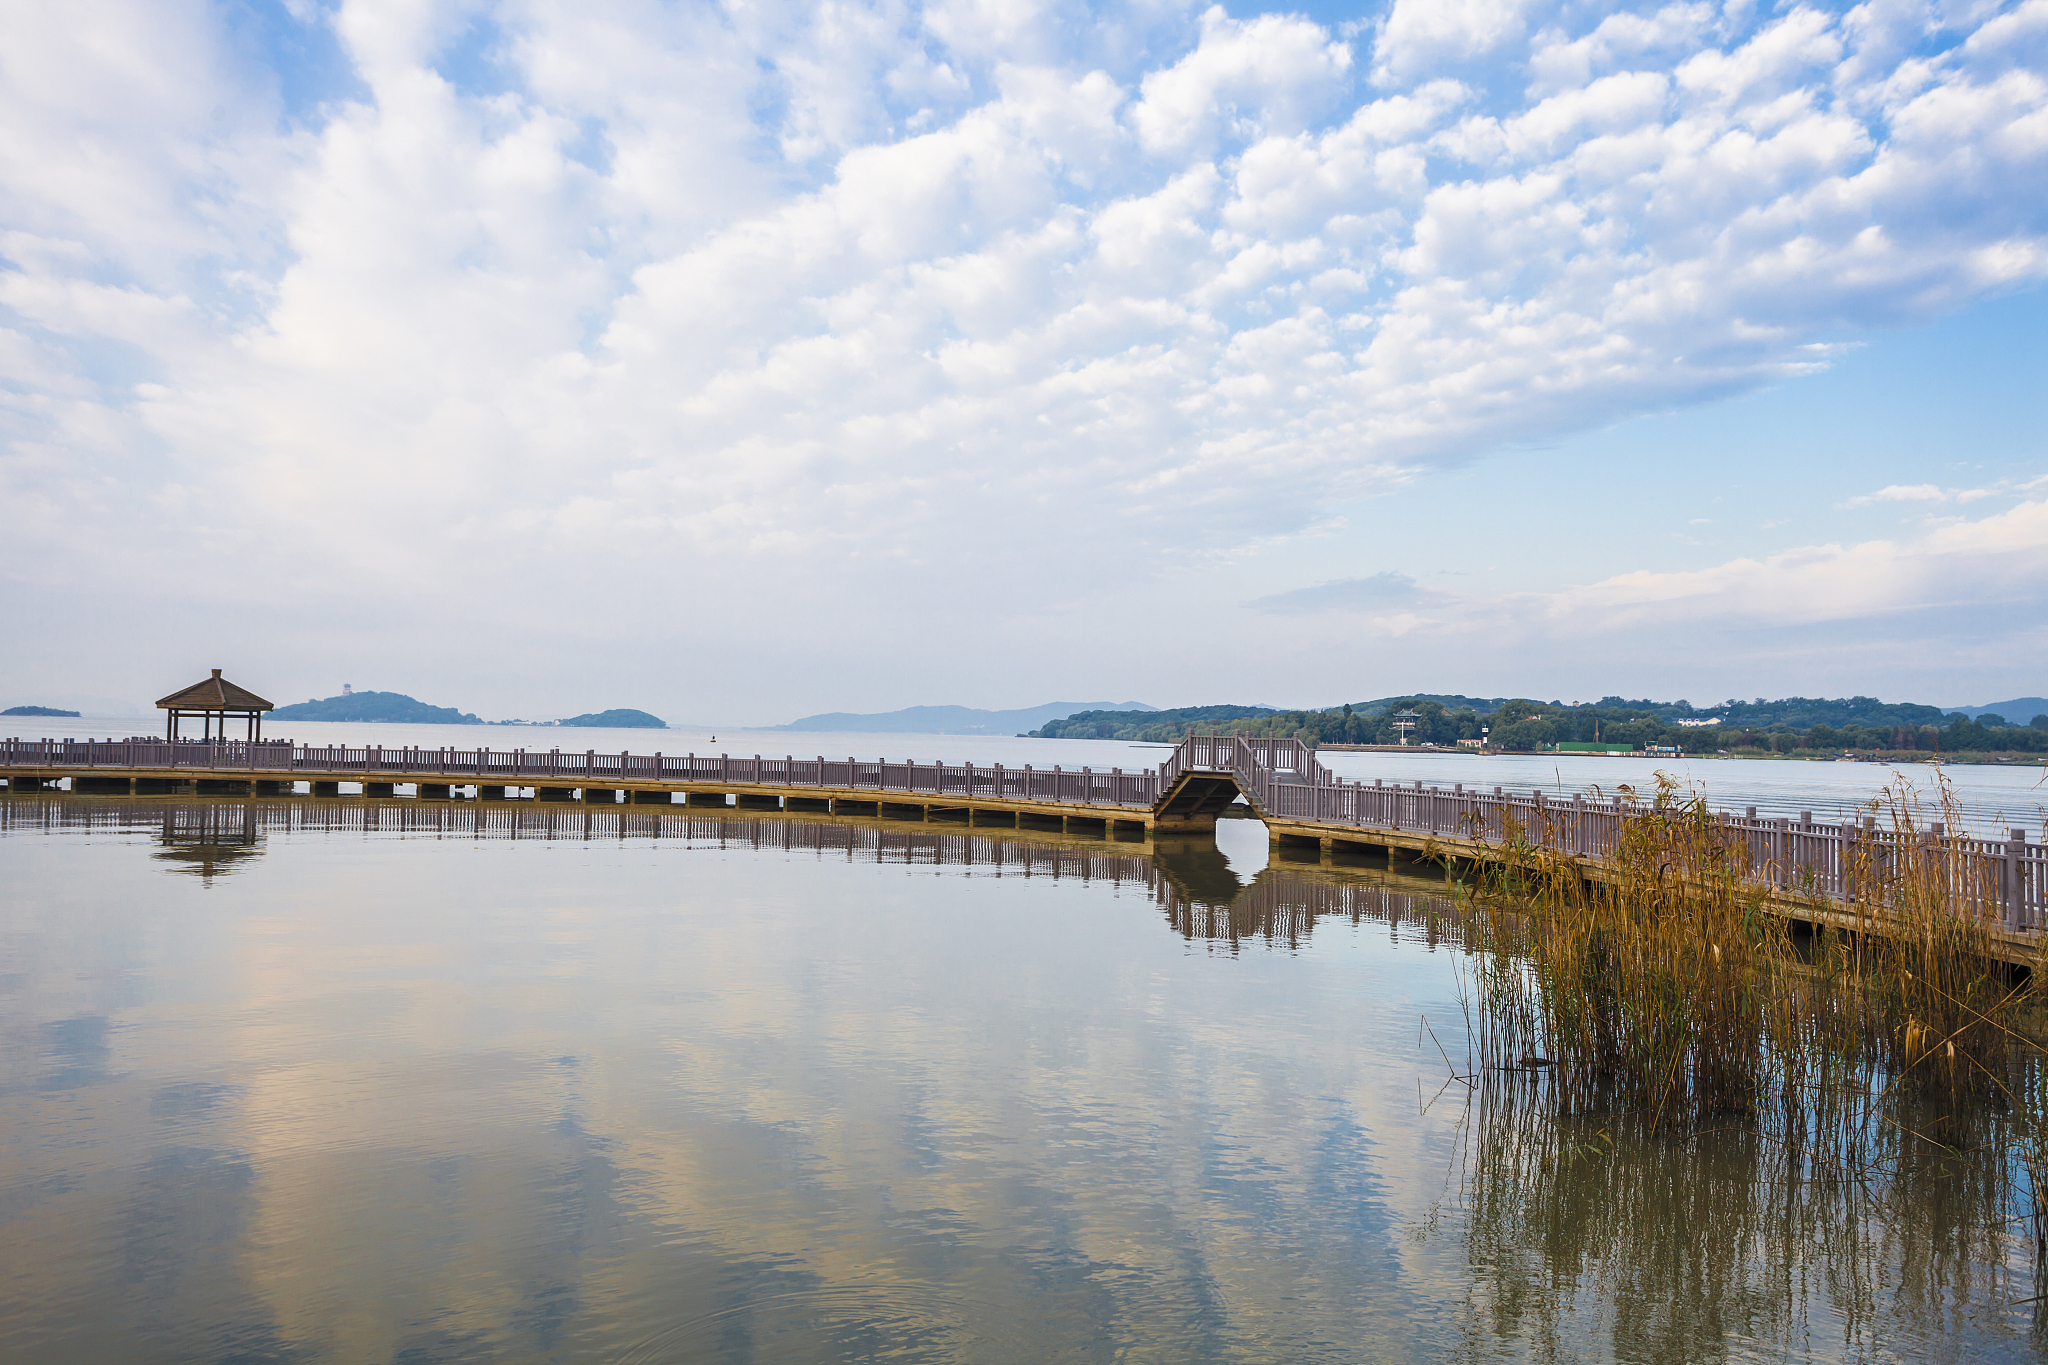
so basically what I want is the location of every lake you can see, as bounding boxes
[1,790,2041,1363]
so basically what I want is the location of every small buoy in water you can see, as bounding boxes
[1520,1056,1552,1068]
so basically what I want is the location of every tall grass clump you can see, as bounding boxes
[1458,771,2047,1170]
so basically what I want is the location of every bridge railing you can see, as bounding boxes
[1238,759,2045,935]
[0,738,1164,810]
[11,733,2043,930]
[1156,733,2044,933]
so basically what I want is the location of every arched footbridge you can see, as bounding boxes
[4,732,2043,956]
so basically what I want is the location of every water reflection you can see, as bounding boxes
[1451,1074,2041,1362]
[0,794,2039,1362]
[2,794,1457,950]
[152,805,262,883]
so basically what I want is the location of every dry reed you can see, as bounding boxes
[1456,769,2048,1253]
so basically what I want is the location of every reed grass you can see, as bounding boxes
[1456,769,2048,1252]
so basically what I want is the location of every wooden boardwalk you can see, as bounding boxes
[5,732,2043,955]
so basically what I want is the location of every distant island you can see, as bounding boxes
[776,701,1156,734]
[2,705,80,717]
[558,709,665,728]
[272,691,483,724]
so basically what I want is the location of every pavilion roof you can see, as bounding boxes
[156,670,274,712]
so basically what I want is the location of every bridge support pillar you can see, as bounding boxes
[535,787,576,802]
[365,782,396,798]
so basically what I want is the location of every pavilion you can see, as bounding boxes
[157,669,275,741]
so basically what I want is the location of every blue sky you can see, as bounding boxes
[2,0,2045,722]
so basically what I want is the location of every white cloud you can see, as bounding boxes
[1843,480,2018,507]
[1132,7,1353,154]
[1845,482,1950,504]
[2,0,2046,716]
[1534,497,2048,630]
[1374,0,1535,86]
[1249,499,2048,674]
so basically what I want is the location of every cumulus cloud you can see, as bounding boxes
[1,0,2045,714]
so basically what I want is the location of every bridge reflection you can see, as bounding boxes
[1,795,1460,946]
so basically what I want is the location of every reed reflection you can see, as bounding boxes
[1448,1071,2042,1361]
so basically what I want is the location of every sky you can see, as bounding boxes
[2,0,2045,725]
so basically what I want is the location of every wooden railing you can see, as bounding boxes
[1162,733,2048,934]
[7,732,2043,932]
[0,737,1164,809]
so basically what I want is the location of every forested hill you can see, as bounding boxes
[272,692,482,724]
[1029,705,1279,740]
[1710,696,1948,728]
[1031,694,2048,756]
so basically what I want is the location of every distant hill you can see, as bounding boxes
[2,705,79,717]
[1945,697,2048,722]
[272,691,482,724]
[776,701,1156,734]
[1709,696,1948,728]
[558,709,666,729]
[1348,694,1516,719]
[1031,705,1279,740]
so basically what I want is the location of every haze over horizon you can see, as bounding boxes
[3,0,2043,725]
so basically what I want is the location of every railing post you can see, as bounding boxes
[2007,829,2028,932]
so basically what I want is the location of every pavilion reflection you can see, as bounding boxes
[150,804,263,884]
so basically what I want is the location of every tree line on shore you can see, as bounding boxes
[1030,695,2048,757]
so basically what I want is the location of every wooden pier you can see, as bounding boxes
[5,732,2042,957]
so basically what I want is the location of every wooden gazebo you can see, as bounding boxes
[157,669,275,741]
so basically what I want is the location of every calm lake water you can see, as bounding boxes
[2,794,2042,1363]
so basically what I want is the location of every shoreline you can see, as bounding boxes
[1310,744,2048,765]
